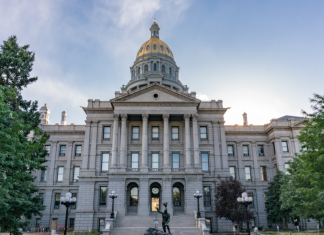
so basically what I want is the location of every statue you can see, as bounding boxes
[156,202,171,234]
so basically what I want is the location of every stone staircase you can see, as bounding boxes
[110,212,201,235]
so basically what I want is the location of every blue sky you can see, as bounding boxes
[1,0,323,125]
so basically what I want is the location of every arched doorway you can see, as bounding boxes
[173,182,185,214]
[150,183,162,212]
[127,183,138,214]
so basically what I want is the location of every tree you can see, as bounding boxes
[0,36,49,235]
[280,94,324,222]
[215,177,254,228]
[265,170,292,229]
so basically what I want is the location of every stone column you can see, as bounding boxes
[120,114,127,169]
[184,114,192,168]
[192,114,200,168]
[219,122,229,173]
[212,122,222,176]
[111,114,119,168]
[63,141,73,185]
[252,142,260,180]
[81,121,91,175]
[141,114,149,172]
[275,139,284,171]
[236,142,245,180]
[163,114,171,172]
[47,141,57,185]
[89,121,98,172]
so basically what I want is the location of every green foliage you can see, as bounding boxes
[280,94,324,221]
[266,170,292,229]
[0,36,49,235]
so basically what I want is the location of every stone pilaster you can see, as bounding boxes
[252,142,260,180]
[236,142,245,180]
[212,122,222,176]
[275,139,284,171]
[89,121,98,173]
[81,121,91,176]
[184,114,192,171]
[63,141,73,185]
[111,114,119,170]
[120,114,127,170]
[47,141,57,185]
[219,122,229,175]
[141,114,149,172]
[192,114,200,168]
[163,114,171,172]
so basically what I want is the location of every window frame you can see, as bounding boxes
[40,167,48,182]
[70,218,75,229]
[57,167,64,182]
[205,218,212,232]
[245,166,252,181]
[73,166,80,182]
[248,192,254,208]
[258,145,264,156]
[132,126,140,140]
[151,126,159,140]
[99,186,107,206]
[131,153,139,169]
[260,166,267,181]
[75,145,82,156]
[101,153,109,172]
[282,141,289,152]
[54,193,61,209]
[171,126,179,140]
[99,218,105,233]
[172,153,180,169]
[59,145,66,156]
[203,186,211,206]
[39,193,45,205]
[229,166,236,179]
[200,126,208,140]
[227,145,234,156]
[151,153,159,169]
[243,145,249,156]
[45,145,51,156]
[201,153,209,172]
[35,218,41,227]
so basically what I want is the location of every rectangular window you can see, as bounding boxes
[131,153,139,169]
[40,167,47,182]
[203,186,211,206]
[229,166,236,179]
[272,142,276,154]
[36,218,41,227]
[260,166,267,181]
[152,153,159,169]
[70,218,75,229]
[39,193,44,205]
[172,153,180,169]
[205,218,212,231]
[75,145,82,156]
[59,145,66,156]
[99,219,105,232]
[228,145,234,156]
[282,141,289,152]
[200,126,208,140]
[171,127,179,140]
[103,126,111,139]
[201,153,209,172]
[73,167,80,182]
[71,193,77,209]
[54,193,60,209]
[57,167,64,182]
[243,145,249,156]
[45,145,50,156]
[100,187,107,205]
[285,163,290,175]
[132,126,139,140]
[152,126,159,140]
[258,145,264,156]
[101,153,109,172]
[248,192,254,208]
[245,166,251,181]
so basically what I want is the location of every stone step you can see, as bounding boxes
[110,227,201,235]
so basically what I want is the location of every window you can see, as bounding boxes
[161,65,165,73]
[282,141,289,152]
[40,167,47,182]
[169,67,172,75]
[145,64,148,72]
[160,45,164,51]
[131,153,139,169]
[228,145,234,156]
[205,218,212,231]
[263,192,269,204]
[36,218,41,227]
[153,44,157,50]
[243,145,249,156]
[204,186,211,206]
[200,127,208,140]
[172,153,180,170]
[73,167,80,182]
[285,163,290,175]
[99,219,105,232]
[229,166,236,179]
[171,127,179,140]
[140,47,143,53]
[39,193,44,204]
[201,153,209,172]
[45,146,50,156]
[103,126,111,139]
[132,127,139,140]
[260,166,267,181]
[130,187,138,206]
[57,167,64,182]
[137,67,140,75]
[101,153,109,172]
[152,153,159,169]
[71,193,77,209]
[173,187,181,205]
[248,193,254,208]
[152,127,159,140]
[75,145,82,156]
[100,186,107,205]
[245,166,251,181]
[258,145,264,156]
[54,193,60,209]
[272,142,276,154]
[154,63,157,71]
[167,47,169,53]
[59,145,66,156]
[70,218,75,229]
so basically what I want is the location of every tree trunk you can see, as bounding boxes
[284,217,288,230]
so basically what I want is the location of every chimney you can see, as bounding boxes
[243,112,248,126]
[61,111,67,125]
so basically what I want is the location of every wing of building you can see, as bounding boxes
[34,20,307,233]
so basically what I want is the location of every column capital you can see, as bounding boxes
[142,114,149,119]
[121,114,128,120]
[162,114,169,120]
[184,114,191,119]
[113,114,119,120]
[192,114,198,120]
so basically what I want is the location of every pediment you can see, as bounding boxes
[111,83,200,103]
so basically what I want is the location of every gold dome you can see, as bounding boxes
[136,38,174,59]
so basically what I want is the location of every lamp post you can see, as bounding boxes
[60,192,77,235]
[237,192,253,235]
[194,190,203,218]
[109,191,118,218]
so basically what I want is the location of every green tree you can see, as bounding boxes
[266,170,292,229]
[280,94,324,221]
[0,36,49,235]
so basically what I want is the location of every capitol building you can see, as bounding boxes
[34,20,306,234]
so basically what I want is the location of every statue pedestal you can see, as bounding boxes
[144,227,172,235]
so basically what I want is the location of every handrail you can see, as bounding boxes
[102,211,117,235]
[194,210,210,235]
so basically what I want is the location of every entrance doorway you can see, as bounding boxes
[51,219,57,231]
[127,183,139,214]
[173,182,184,214]
[150,183,161,211]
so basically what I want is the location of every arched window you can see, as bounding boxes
[173,187,181,205]
[154,31,156,35]
[146,45,150,50]
[162,65,165,73]
[153,44,157,50]
[160,45,164,51]
[167,48,169,53]
[130,187,138,206]
[169,67,172,75]
[140,47,143,53]
[137,67,140,75]
[154,63,157,71]
[145,64,148,73]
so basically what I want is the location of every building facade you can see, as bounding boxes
[33,20,307,233]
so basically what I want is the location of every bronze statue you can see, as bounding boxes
[156,202,171,234]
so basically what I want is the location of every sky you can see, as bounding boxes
[1,0,323,125]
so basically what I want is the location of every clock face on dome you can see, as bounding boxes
[152,188,159,194]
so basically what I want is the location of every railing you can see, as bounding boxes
[172,168,185,172]
[194,211,210,235]
[149,168,162,172]
[126,168,140,172]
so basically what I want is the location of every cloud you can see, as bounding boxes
[196,92,210,101]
